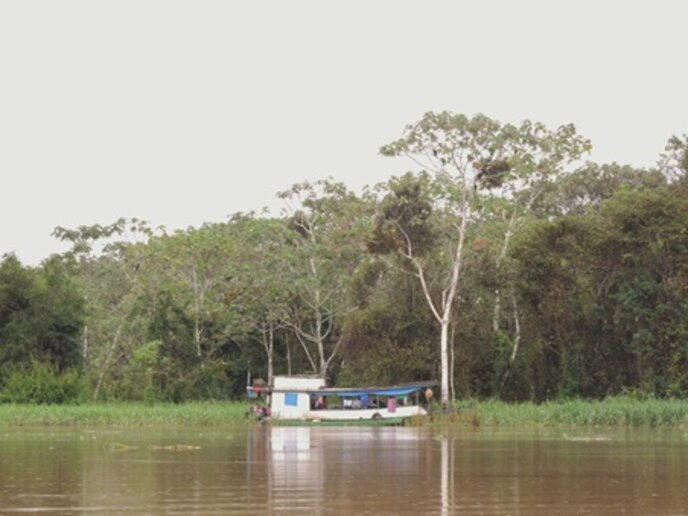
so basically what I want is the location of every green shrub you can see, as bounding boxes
[0,362,85,404]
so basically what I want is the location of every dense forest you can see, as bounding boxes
[2,112,687,404]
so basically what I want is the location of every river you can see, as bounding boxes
[1,425,687,514]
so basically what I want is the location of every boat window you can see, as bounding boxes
[284,392,298,406]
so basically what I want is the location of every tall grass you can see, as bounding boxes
[0,402,251,427]
[442,397,688,428]
[3,397,688,428]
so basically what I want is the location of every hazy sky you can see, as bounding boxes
[1,1,686,264]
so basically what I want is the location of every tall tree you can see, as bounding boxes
[141,222,255,399]
[379,112,590,404]
[230,216,297,386]
[659,133,688,182]
[278,179,372,379]
[534,162,665,216]
[53,218,158,400]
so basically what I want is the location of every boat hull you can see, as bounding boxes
[303,405,427,422]
[270,417,408,426]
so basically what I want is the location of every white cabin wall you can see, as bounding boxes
[271,392,311,419]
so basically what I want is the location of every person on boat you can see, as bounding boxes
[249,403,270,421]
[424,387,433,406]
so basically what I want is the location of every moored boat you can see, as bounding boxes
[247,375,434,424]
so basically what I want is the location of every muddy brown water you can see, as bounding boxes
[1,425,687,514]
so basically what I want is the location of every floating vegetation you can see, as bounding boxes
[105,442,140,452]
[562,434,613,442]
[149,444,201,451]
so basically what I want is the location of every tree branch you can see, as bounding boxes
[396,223,443,323]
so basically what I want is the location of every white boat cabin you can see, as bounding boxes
[270,376,326,419]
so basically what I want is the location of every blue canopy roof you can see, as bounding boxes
[308,385,426,398]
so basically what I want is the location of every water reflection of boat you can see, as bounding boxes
[246,425,432,513]
[247,376,434,424]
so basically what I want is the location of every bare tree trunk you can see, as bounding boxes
[316,318,327,378]
[500,291,522,393]
[400,204,467,407]
[440,321,450,407]
[286,339,292,376]
[263,322,275,385]
[82,295,89,362]
[261,322,275,386]
[294,330,318,374]
[450,325,456,402]
[509,291,521,363]
[83,324,89,362]
[309,255,329,378]
[492,212,516,334]
[493,291,501,333]
[93,323,122,402]
[438,209,468,406]
[268,323,274,387]
[192,268,202,358]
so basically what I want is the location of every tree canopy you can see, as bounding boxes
[1,113,686,403]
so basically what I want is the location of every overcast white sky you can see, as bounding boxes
[1,1,686,264]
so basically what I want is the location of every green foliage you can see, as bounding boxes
[0,255,84,372]
[535,162,665,216]
[277,179,373,379]
[512,182,688,399]
[2,116,686,407]
[338,222,444,386]
[113,340,161,401]
[0,363,85,404]
[379,111,591,196]
[659,133,688,181]
[367,172,436,255]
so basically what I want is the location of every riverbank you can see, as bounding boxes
[434,397,688,428]
[2,397,688,428]
[0,402,249,427]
